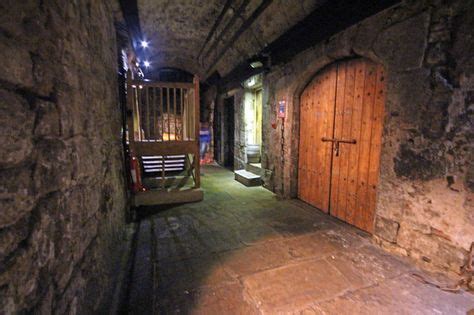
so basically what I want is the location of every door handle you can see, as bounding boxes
[321,137,357,156]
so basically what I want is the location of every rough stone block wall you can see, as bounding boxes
[257,0,473,274]
[0,1,127,313]
[232,90,248,171]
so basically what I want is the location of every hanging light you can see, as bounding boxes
[144,60,150,68]
[140,40,149,48]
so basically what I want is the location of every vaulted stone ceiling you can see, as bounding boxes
[137,0,325,79]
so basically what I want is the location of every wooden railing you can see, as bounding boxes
[127,76,200,189]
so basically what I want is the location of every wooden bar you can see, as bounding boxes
[194,75,200,188]
[132,141,199,156]
[180,88,184,140]
[152,87,156,140]
[161,154,166,189]
[130,80,194,89]
[146,87,150,139]
[184,90,189,140]
[133,87,141,141]
[166,88,171,141]
[174,88,177,141]
[126,76,135,143]
[160,88,164,141]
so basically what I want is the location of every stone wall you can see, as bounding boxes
[215,90,247,170]
[266,0,473,274]
[0,1,128,313]
[215,0,473,274]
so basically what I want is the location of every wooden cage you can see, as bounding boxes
[127,76,203,206]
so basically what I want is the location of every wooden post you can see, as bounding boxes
[173,88,177,141]
[180,88,184,141]
[145,87,150,140]
[126,73,136,150]
[159,88,163,141]
[194,76,200,188]
[166,88,171,141]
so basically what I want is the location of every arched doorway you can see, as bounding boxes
[298,58,386,233]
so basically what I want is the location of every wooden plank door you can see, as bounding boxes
[298,59,385,233]
[298,64,337,212]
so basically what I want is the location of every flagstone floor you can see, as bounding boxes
[126,165,474,314]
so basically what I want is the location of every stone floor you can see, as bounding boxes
[126,165,474,314]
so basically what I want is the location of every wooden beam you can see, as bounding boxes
[131,141,198,156]
[129,80,194,89]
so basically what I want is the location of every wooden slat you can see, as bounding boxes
[126,77,135,143]
[322,64,337,211]
[344,60,366,225]
[167,87,171,141]
[354,61,377,230]
[160,88,164,141]
[194,76,200,188]
[180,88,184,140]
[297,88,309,201]
[335,60,356,222]
[129,80,194,89]
[131,141,199,156]
[174,88,177,140]
[307,75,320,207]
[330,62,347,219]
[365,64,386,233]
[133,87,141,140]
[152,87,156,139]
[145,87,150,139]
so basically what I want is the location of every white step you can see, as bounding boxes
[234,169,262,187]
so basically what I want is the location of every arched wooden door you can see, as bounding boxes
[298,58,386,233]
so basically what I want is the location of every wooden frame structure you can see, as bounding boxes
[127,75,203,206]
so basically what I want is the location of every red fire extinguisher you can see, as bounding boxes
[129,153,145,193]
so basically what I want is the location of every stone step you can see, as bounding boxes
[234,169,262,187]
[245,163,263,176]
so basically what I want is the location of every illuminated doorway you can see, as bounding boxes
[244,75,263,166]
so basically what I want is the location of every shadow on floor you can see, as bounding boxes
[125,165,474,314]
